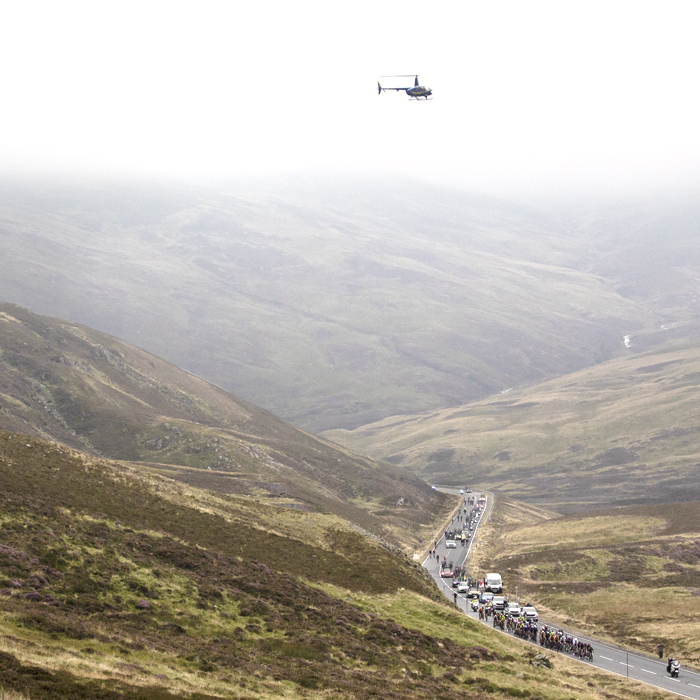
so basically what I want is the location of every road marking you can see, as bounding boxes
[600,656,613,661]
[688,683,700,688]
[641,669,657,675]
[620,662,634,668]
[672,678,681,682]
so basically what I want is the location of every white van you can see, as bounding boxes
[484,573,502,593]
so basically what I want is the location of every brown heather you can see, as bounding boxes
[0,433,678,700]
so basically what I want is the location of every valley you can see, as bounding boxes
[326,341,700,510]
[4,178,698,432]
[2,177,700,700]
[1,0,698,694]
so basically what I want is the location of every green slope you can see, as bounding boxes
[325,341,700,510]
[0,431,673,700]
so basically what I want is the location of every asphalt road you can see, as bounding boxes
[425,489,700,699]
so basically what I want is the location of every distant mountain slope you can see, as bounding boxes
[0,302,449,547]
[0,177,664,431]
[324,341,700,511]
[571,194,700,351]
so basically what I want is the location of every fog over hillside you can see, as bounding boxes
[1,4,698,436]
[0,180,697,430]
[1,176,699,431]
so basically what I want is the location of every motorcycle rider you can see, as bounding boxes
[667,657,680,677]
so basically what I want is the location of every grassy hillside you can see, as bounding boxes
[0,176,664,431]
[0,431,678,700]
[325,341,700,510]
[0,302,449,550]
[475,496,700,665]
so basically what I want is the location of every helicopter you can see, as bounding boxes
[377,75,432,100]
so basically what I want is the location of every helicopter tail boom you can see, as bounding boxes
[378,82,404,94]
[378,75,422,95]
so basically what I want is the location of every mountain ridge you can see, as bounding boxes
[0,301,449,550]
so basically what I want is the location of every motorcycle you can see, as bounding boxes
[667,659,680,678]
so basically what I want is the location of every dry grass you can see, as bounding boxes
[490,499,559,528]
[327,342,700,510]
[0,689,29,700]
[313,583,679,700]
[479,497,700,664]
[497,515,666,553]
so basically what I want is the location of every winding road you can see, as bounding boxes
[425,489,700,699]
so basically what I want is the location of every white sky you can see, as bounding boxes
[2,1,699,198]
